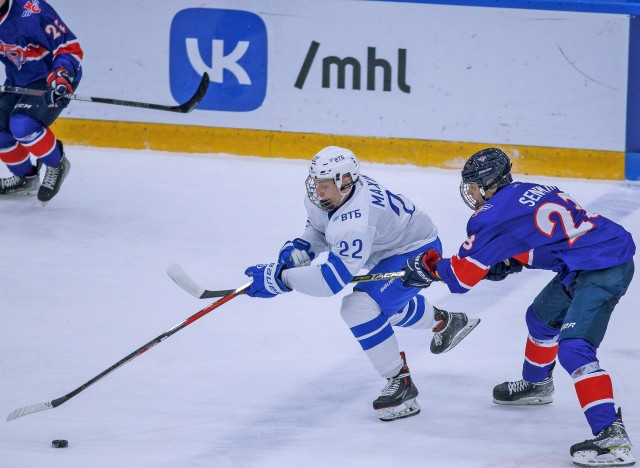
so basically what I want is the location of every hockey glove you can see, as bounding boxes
[484,258,523,281]
[244,262,292,298]
[402,248,442,288]
[45,67,74,107]
[278,238,315,269]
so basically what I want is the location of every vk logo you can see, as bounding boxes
[170,9,267,112]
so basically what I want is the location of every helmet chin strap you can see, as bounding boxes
[481,189,490,204]
[336,185,353,207]
[480,180,499,203]
[331,176,357,209]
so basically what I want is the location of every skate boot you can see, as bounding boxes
[373,351,420,422]
[571,408,635,467]
[0,173,40,197]
[430,308,481,354]
[37,141,70,206]
[493,376,554,405]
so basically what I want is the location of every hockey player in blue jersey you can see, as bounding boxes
[243,146,480,422]
[403,148,635,467]
[0,0,82,204]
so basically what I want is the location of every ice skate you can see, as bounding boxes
[0,173,40,197]
[373,352,420,422]
[37,141,70,206]
[571,408,635,467]
[430,308,480,354]
[493,376,554,405]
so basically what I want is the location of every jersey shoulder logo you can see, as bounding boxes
[23,1,42,17]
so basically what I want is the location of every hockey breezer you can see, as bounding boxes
[5,280,249,422]
[167,263,405,299]
[0,73,210,114]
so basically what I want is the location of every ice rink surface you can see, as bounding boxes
[1,147,639,467]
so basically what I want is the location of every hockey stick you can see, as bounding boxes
[5,280,249,422]
[167,263,404,299]
[0,73,210,113]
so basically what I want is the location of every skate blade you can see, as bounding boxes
[0,190,38,198]
[572,447,635,467]
[433,318,481,355]
[377,398,421,422]
[492,395,554,405]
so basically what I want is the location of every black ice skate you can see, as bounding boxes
[430,308,481,354]
[571,408,635,467]
[37,141,70,206]
[0,173,40,197]
[492,376,554,405]
[373,351,420,422]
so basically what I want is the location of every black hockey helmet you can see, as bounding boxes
[459,148,513,210]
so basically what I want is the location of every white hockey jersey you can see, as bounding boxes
[281,174,438,297]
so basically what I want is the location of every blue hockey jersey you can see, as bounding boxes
[0,0,83,87]
[436,182,636,293]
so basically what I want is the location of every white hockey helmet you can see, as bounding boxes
[306,146,360,211]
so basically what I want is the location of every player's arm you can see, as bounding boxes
[404,225,524,293]
[36,3,83,106]
[38,3,84,76]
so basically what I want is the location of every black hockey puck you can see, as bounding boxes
[51,439,68,448]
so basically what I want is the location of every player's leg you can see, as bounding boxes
[10,81,72,204]
[493,276,569,405]
[357,238,480,354]
[0,93,40,196]
[558,261,635,467]
[340,291,420,421]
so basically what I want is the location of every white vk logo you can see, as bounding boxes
[185,38,251,84]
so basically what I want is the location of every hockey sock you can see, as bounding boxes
[341,292,404,378]
[522,304,559,382]
[558,338,617,435]
[11,117,60,167]
[0,142,32,177]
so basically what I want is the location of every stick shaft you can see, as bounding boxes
[0,73,209,113]
[6,281,249,422]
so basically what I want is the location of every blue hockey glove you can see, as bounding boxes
[484,258,523,281]
[244,262,292,298]
[45,67,74,107]
[278,238,315,269]
[402,248,442,288]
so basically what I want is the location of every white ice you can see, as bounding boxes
[1,147,638,468]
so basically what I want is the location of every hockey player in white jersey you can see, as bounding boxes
[244,146,480,421]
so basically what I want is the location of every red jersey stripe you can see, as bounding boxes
[450,255,488,288]
[513,250,533,266]
[53,40,84,61]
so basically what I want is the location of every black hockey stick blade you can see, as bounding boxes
[6,280,250,422]
[167,263,404,299]
[0,73,210,113]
